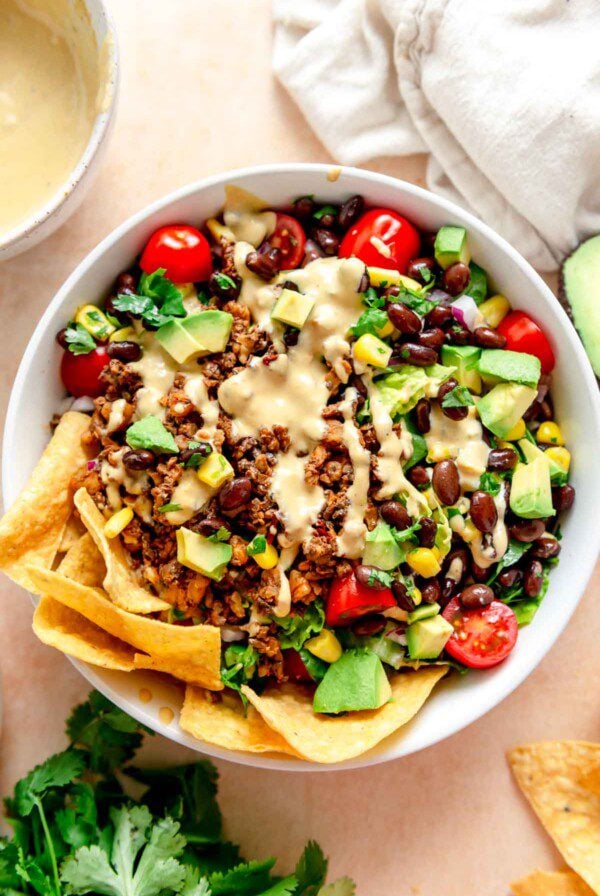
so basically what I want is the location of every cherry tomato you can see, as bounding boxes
[283,649,312,683]
[140,224,212,282]
[339,208,421,273]
[268,213,306,270]
[60,346,108,397]
[497,311,555,374]
[326,572,396,627]
[442,597,518,669]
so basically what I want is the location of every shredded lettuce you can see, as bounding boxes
[376,364,456,416]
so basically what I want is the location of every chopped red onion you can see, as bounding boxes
[451,295,479,331]
[86,460,98,471]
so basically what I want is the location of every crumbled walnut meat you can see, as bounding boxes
[149,458,183,520]
[249,622,284,680]
[101,359,142,401]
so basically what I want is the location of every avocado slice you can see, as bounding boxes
[476,382,537,438]
[271,288,315,329]
[362,522,403,571]
[155,319,205,364]
[509,455,555,519]
[313,649,392,714]
[519,438,567,486]
[176,527,232,581]
[434,225,470,270]
[559,234,600,377]
[477,349,540,389]
[182,310,234,355]
[407,603,441,625]
[441,344,482,393]
[406,615,453,660]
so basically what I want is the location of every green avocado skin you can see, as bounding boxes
[313,650,391,714]
[560,234,600,377]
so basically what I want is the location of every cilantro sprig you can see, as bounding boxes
[63,323,97,356]
[441,385,474,409]
[113,268,186,328]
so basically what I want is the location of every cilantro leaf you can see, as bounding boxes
[441,385,474,409]
[258,875,298,896]
[181,868,212,896]
[276,601,325,652]
[312,205,337,221]
[349,308,389,338]
[209,858,276,894]
[15,752,86,817]
[247,535,267,556]
[487,540,531,583]
[391,520,422,544]
[182,441,212,469]
[362,287,386,309]
[403,416,428,472]
[295,841,328,896]
[113,268,185,328]
[158,503,182,513]
[66,690,149,775]
[64,323,96,356]
[207,527,232,543]
[221,644,259,700]
[367,568,393,588]
[395,286,438,316]
[478,472,502,496]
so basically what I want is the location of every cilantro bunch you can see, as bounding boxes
[0,692,354,896]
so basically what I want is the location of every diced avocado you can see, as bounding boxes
[434,225,470,270]
[271,288,315,329]
[559,234,600,377]
[176,527,232,581]
[126,416,179,455]
[441,344,482,393]
[155,319,204,364]
[510,455,555,519]
[362,522,403,571]
[519,438,566,485]
[407,603,440,625]
[476,382,537,438]
[313,649,392,714]
[182,310,233,355]
[197,452,234,488]
[406,615,453,660]
[477,349,540,389]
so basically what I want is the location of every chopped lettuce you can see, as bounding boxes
[376,364,456,417]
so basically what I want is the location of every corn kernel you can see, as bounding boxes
[75,304,115,340]
[411,586,422,606]
[252,542,279,570]
[545,446,571,473]
[479,294,510,328]
[406,548,441,578]
[109,326,138,343]
[104,506,134,539]
[305,630,342,664]
[366,267,422,292]
[376,315,395,338]
[206,217,236,243]
[352,333,392,369]
[536,421,565,446]
[504,418,526,441]
[197,452,234,488]
[497,439,514,450]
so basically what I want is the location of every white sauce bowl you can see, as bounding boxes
[4,164,599,770]
[0,0,118,260]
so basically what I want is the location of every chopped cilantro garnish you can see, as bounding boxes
[182,440,212,468]
[64,322,97,355]
[247,534,267,556]
[349,307,389,337]
[212,272,237,292]
[441,384,475,409]
[113,268,185,328]
[362,286,386,309]
[157,502,182,513]
[312,204,337,220]
[478,472,502,496]
[395,285,438,316]
[367,568,393,588]
[207,527,232,543]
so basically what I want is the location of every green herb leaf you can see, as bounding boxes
[276,601,325,652]
[213,272,237,292]
[64,323,97,356]
[66,690,149,775]
[349,308,389,338]
[221,644,259,699]
[441,385,474,409]
[207,527,232,543]
[113,268,185,328]
[312,205,337,221]
[15,752,86,817]
[367,568,393,588]
[395,286,438,316]
[478,472,502,496]
[158,503,182,513]
[210,858,276,894]
[247,535,267,556]
[362,287,386,309]
[295,841,328,896]
[297,649,328,683]
[126,416,179,455]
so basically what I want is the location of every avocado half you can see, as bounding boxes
[559,234,600,378]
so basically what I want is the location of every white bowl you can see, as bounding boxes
[4,164,599,770]
[0,0,119,260]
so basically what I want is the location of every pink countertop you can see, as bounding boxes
[0,3,598,893]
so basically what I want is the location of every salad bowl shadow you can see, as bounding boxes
[4,164,600,770]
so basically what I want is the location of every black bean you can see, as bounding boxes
[245,247,281,280]
[116,272,137,292]
[432,459,460,505]
[303,239,324,265]
[407,465,430,489]
[471,562,489,583]
[392,343,438,367]
[209,270,241,301]
[508,518,546,543]
[123,449,154,471]
[459,583,494,609]
[440,578,457,607]
[418,327,445,351]
[317,211,337,228]
[357,270,370,293]
[443,548,469,583]
[387,302,422,335]
[406,257,436,285]
[338,194,365,230]
[425,303,453,328]
[107,340,142,362]
[351,614,386,637]
[392,580,415,612]
[474,326,507,349]
[442,262,470,296]
[380,500,411,530]
[56,328,69,349]
[530,534,561,559]
[218,477,252,511]
[446,325,473,346]
[292,196,315,221]
[355,565,388,591]
[487,448,518,472]
[417,517,437,548]
[420,579,441,604]
[196,516,231,537]
[415,398,431,434]
[552,484,575,514]
[283,328,299,347]
[437,377,468,421]
[470,490,498,533]
[498,567,522,588]
[523,559,544,597]
[313,227,339,256]
[179,442,212,464]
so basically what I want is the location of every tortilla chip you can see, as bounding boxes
[24,564,222,690]
[242,666,447,763]
[511,870,595,896]
[0,412,90,589]
[33,595,136,671]
[74,488,169,615]
[509,742,600,894]
[59,533,106,587]
[58,514,87,554]
[180,685,300,756]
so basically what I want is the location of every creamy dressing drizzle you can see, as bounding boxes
[336,389,371,558]
[271,453,325,550]
[426,405,490,491]
[451,491,508,568]
[165,470,216,526]
[130,335,177,420]
[184,373,219,441]
[223,185,276,247]
[100,448,148,511]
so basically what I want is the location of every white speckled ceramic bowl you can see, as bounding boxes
[4,164,600,769]
[0,0,119,261]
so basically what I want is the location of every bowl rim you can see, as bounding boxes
[4,162,600,771]
[0,0,120,254]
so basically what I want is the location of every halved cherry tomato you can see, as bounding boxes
[442,597,518,668]
[140,224,212,282]
[60,346,109,397]
[339,208,421,273]
[497,311,555,374]
[326,572,396,627]
[283,649,312,683]
[269,213,306,270]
